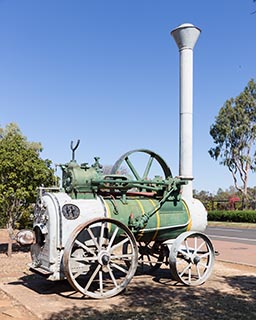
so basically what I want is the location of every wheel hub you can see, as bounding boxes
[98,250,110,266]
[193,255,201,264]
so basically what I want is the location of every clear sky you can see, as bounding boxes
[0,0,256,194]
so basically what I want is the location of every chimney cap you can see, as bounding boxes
[171,23,201,50]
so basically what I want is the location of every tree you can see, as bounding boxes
[193,189,213,202]
[0,123,56,256]
[209,79,256,203]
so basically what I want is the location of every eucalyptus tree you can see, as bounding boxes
[0,123,56,255]
[209,79,256,201]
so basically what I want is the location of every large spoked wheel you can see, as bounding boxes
[63,218,138,299]
[111,149,172,190]
[169,231,215,286]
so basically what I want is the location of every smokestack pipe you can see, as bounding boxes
[171,23,201,199]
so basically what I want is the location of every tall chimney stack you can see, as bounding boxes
[171,23,201,199]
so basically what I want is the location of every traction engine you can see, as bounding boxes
[20,142,215,299]
[17,22,215,299]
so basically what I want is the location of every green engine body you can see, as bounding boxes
[57,147,195,243]
[103,198,190,242]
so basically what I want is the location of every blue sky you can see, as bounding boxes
[0,0,256,194]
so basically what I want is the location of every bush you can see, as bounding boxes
[208,210,256,223]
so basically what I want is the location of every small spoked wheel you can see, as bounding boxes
[169,231,215,286]
[137,241,166,273]
[63,218,138,299]
[123,241,166,273]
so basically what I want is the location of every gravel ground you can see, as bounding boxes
[0,229,256,320]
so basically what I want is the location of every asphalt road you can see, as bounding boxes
[206,226,256,245]
[205,226,256,266]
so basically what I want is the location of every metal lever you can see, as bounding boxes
[70,139,80,161]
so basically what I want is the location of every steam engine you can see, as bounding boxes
[20,145,215,299]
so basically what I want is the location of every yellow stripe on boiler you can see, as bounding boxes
[136,199,145,241]
[182,199,192,231]
[104,200,112,232]
[104,201,112,219]
[149,199,160,241]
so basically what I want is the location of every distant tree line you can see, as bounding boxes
[193,186,256,211]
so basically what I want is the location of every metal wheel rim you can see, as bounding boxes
[63,218,138,299]
[169,231,215,286]
[111,149,172,181]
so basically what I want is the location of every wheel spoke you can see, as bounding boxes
[70,256,97,262]
[107,265,118,287]
[99,270,103,294]
[142,156,154,179]
[84,263,101,293]
[185,240,191,255]
[151,252,160,259]
[179,262,191,278]
[198,261,209,269]
[87,227,100,250]
[111,253,134,261]
[124,241,164,273]
[200,251,211,259]
[110,262,129,274]
[107,226,119,250]
[196,264,201,280]
[178,248,190,260]
[74,239,96,257]
[194,240,205,254]
[194,236,197,252]
[99,221,106,249]
[73,266,89,279]
[145,252,159,267]
[146,254,153,263]
[125,157,141,180]
[110,236,129,252]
